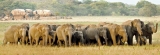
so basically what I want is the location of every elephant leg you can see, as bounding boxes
[69,34,72,46]
[35,37,39,46]
[111,34,116,46]
[29,33,32,45]
[95,35,102,46]
[3,39,7,45]
[62,32,68,47]
[48,35,52,46]
[136,36,141,46]
[149,35,152,45]
[103,37,108,45]
[58,40,62,46]
[14,33,18,45]
[44,36,48,46]
[64,37,68,47]
[127,35,133,45]
[25,37,29,45]
[21,36,25,45]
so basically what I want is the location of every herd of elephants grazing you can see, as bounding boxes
[2,19,158,47]
[1,9,71,21]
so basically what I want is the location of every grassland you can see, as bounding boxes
[0,16,160,55]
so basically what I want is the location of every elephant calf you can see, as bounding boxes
[82,25,108,46]
[72,31,84,46]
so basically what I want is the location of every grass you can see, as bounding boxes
[0,45,160,55]
[0,16,160,55]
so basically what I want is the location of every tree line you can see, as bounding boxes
[0,0,160,17]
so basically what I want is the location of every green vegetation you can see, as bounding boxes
[0,0,160,17]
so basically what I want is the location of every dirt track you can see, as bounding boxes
[0,16,160,23]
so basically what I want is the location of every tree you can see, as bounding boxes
[137,1,157,17]
[136,0,151,8]
[138,3,157,17]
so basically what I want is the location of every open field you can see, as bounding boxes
[0,16,160,55]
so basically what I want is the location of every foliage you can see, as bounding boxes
[0,0,160,17]
[0,0,36,15]
[137,1,157,17]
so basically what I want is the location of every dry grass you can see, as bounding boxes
[0,16,160,55]
[0,45,160,55]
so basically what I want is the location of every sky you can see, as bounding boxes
[78,0,160,5]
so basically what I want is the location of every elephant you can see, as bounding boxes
[33,10,44,17]
[3,23,29,45]
[29,23,51,46]
[103,23,127,46]
[54,24,76,47]
[98,22,108,27]
[39,30,56,46]
[33,13,40,20]
[49,24,60,31]
[25,9,33,20]
[140,22,158,45]
[11,9,26,20]
[43,10,52,17]
[122,19,144,45]
[82,25,107,46]
[72,31,84,46]
[33,10,51,17]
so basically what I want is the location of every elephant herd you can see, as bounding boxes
[3,19,158,47]
[1,9,53,20]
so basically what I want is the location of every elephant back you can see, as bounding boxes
[43,10,51,17]
[25,9,32,13]
[11,9,26,16]
[36,10,44,17]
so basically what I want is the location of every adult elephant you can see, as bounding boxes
[29,23,51,46]
[82,25,107,46]
[54,24,75,47]
[11,9,26,20]
[25,9,33,20]
[141,22,158,45]
[98,22,108,27]
[3,23,29,45]
[33,10,44,17]
[103,24,127,46]
[43,10,52,17]
[122,19,144,45]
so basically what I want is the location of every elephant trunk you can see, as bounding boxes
[44,30,49,46]
[21,28,27,45]
[137,26,143,36]
[79,31,84,44]
[153,23,158,33]
[103,31,108,45]
[121,33,127,44]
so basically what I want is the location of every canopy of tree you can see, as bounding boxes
[0,0,160,17]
